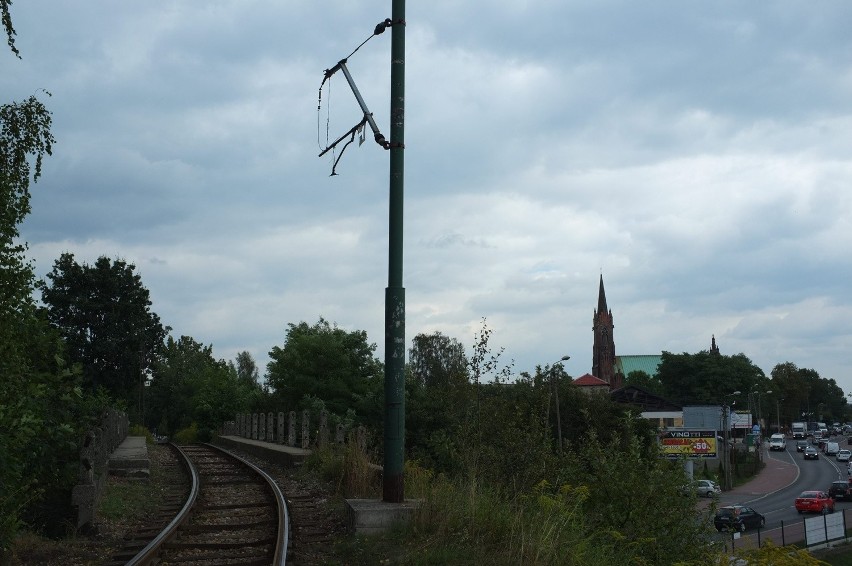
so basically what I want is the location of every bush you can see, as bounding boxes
[172,423,199,444]
[129,424,154,444]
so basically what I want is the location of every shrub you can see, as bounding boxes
[172,423,199,444]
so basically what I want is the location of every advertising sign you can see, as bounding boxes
[731,410,753,429]
[661,430,718,459]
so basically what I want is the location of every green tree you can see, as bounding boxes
[1,0,19,57]
[0,12,60,551]
[266,318,383,423]
[146,335,253,439]
[38,253,169,415]
[232,350,260,386]
[564,415,714,564]
[622,369,664,395]
[771,362,846,425]
[406,332,470,471]
[657,350,766,406]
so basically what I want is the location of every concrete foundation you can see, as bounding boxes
[345,498,421,535]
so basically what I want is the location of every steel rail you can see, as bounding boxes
[125,442,200,566]
[205,442,291,565]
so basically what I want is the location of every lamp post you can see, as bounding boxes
[776,397,784,435]
[757,389,772,435]
[722,391,741,491]
[550,355,570,453]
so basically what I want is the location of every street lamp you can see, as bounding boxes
[551,355,570,454]
[776,397,785,435]
[755,389,772,434]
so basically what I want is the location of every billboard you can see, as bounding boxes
[661,430,718,459]
[731,410,753,430]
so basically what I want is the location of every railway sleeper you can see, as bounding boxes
[181,519,277,533]
[164,536,277,550]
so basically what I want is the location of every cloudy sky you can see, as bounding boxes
[6,2,852,394]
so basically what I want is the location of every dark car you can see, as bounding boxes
[804,446,820,460]
[829,481,852,500]
[714,505,765,532]
[796,440,809,452]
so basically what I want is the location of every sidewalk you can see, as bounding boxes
[723,446,799,501]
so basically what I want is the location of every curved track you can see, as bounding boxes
[126,442,289,566]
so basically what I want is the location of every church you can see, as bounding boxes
[573,275,683,427]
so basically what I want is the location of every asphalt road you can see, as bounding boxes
[723,442,848,529]
[712,437,852,548]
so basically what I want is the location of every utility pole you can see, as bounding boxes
[316,5,407,504]
[383,0,406,504]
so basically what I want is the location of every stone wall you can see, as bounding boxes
[71,408,129,531]
[221,410,351,449]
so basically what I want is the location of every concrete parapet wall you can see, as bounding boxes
[72,408,129,531]
[223,409,352,450]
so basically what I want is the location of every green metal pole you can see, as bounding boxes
[383,0,406,504]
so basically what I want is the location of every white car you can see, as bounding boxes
[837,449,852,462]
[692,479,721,497]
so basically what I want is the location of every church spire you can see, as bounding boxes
[597,274,608,316]
[592,274,618,388]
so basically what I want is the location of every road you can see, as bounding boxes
[722,443,848,528]
[712,437,852,548]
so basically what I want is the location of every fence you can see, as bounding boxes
[725,508,850,553]
[220,410,360,450]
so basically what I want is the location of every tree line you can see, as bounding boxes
[625,350,847,429]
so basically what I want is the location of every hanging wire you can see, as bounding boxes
[317,75,329,152]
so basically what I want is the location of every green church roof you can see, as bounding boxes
[615,355,662,377]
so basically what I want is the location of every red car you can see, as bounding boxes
[795,490,835,514]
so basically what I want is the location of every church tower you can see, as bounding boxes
[592,275,617,386]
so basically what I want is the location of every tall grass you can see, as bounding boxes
[399,463,618,565]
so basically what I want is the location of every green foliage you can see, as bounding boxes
[129,424,154,444]
[38,253,169,415]
[624,369,663,395]
[0,87,69,554]
[266,317,383,426]
[304,444,345,485]
[731,541,828,565]
[147,336,256,439]
[563,416,716,564]
[172,423,199,444]
[406,332,472,473]
[771,361,846,426]
[657,351,767,406]
[1,0,18,57]
[389,475,618,565]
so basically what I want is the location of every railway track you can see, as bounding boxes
[120,443,289,566]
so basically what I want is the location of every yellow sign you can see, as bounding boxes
[661,430,718,458]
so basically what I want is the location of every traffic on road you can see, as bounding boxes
[710,430,852,543]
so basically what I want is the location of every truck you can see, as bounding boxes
[792,422,806,439]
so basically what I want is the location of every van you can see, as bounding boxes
[826,441,840,456]
[769,433,787,451]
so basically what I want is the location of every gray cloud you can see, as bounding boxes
[9,1,852,390]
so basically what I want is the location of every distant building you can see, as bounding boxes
[591,275,622,389]
[610,385,683,428]
[572,373,610,395]
[588,275,684,427]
